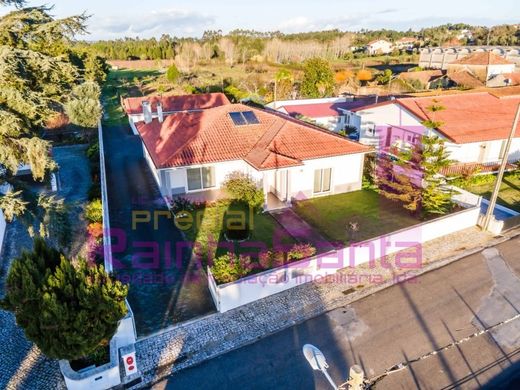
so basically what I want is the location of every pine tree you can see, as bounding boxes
[377,99,453,217]
[0,5,91,231]
[1,239,128,361]
[376,152,422,214]
[65,81,102,128]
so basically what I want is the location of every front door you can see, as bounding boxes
[275,170,288,201]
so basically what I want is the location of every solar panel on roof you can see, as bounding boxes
[229,112,247,126]
[242,111,259,124]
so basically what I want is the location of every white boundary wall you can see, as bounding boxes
[98,121,113,273]
[0,209,6,256]
[209,202,481,313]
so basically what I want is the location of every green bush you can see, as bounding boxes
[166,64,180,83]
[88,183,101,201]
[223,85,248,102]
[211,253,250,284]
[223,172,264,211]
[287,243,317,261]
[170,197,194,215]
[226,222,250,241]
[85,199,103,223]
[86,142,99,162]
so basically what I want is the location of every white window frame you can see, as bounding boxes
[313,168,333,195]
[186,166,216,192]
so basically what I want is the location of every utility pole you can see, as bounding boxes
[483,103,520,231]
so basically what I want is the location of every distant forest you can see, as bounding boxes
[76,24,520,64]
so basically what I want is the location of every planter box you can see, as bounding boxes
[59,305,137,390]
[59,338,121,390]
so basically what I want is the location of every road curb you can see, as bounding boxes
[138,226,520,388]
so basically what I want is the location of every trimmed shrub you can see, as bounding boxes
[170,197,195,215]
[225,222,250,241]
[87,222,103,239]
[86,142,100,162]
[223,172,264,211]
[85,199,103,223]
[88,183,101,201]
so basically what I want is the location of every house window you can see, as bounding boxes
[313,168,332,194]
[187,166,216,191]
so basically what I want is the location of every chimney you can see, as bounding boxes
[142,101,152,124]
[157,101,164,123]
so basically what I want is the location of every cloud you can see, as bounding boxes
[277,14,368,33]
[88,8,214,39]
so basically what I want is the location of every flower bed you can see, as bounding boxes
[211,243,317,284]
[176,199,296,263]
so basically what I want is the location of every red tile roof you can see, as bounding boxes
[135,104,370,170]
[450,52,514,66]
[447,70,485,88]
[354,92,520,144]
[123,93,230,115]
[503,73,520,86]
[399,70,444,85]
[281,97,389,118]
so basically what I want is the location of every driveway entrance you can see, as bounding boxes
[102,124,215,336]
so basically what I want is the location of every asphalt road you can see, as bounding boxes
[154,235,520,390]
[102,125,215,336]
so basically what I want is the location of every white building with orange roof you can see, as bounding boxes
[345,92,520,164]
[366,39,393,55]
[123,93,371,209]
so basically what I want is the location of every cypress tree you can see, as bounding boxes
[1,239,128,361]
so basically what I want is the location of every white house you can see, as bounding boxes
[125,94,371,210]
[366,39,393,55]
[446,52,516,85]
[345,92,520,164]
[266,96,382,133]
[395,37,417,51]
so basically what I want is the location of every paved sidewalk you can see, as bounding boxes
[270,208,335,251]
[134,226,511,388]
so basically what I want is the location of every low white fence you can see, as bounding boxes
[209,201,482,313]
[0,209,6,257]
[98,121,113,273]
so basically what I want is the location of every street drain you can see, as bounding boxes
[342,288,355,295]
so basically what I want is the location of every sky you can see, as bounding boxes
[2,0,519,41]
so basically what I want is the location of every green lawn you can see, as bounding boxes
[102,69,161,126]
[182,201,295,262]
[457,172,520,212]
[293,189,422,244]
